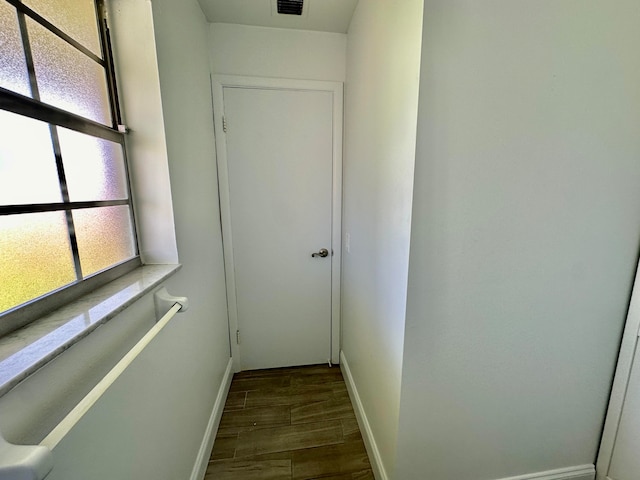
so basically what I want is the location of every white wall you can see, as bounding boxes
[209,23,346,81]
[150,0,230,378]
[341,0,423,476]
[151,0,231,475]
[396,1,640,479]
[0,1,230,478]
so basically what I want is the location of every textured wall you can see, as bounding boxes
[341,0,424,475]
[209,22,346,81]
[396,1,640,479]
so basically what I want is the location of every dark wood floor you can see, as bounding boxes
[205,364,373,480]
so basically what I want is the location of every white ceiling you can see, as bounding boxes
[197,0,359,34]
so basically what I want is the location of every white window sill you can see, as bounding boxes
[0,264,181,397]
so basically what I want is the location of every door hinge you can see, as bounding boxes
[222,116,228,133]
[236,329,240,344]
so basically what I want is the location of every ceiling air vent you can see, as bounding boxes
[277,0,304,16]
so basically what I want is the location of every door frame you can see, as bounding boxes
[211,74,343,372]
[596,255,640,480]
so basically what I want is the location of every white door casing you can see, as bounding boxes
[596,255,640,480]
[211,75,343,371]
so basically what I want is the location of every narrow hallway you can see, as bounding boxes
[205,365,372,479]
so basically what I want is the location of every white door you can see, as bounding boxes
[214,78,342,371]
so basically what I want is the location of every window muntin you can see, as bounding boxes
[0,0,138,332]
[22,0,102,56]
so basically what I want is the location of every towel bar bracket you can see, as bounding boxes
[154,287,189,321]
[0,433,53,480]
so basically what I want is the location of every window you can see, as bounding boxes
[0,0,138,335]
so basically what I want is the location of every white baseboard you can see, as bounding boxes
[340,351,389,480]
[496,465,595,480]
[189,357,234,480]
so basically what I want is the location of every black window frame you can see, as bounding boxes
[0,0,140,336]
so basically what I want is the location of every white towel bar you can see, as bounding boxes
[0,291,188,480]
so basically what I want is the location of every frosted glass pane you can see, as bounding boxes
[74,206,135,277]
[0,110,62,205]
[27,18,111,125]
[0,212,76,312]
[23,0,101,55]
[0,1,31,96]
[58,128,128,202]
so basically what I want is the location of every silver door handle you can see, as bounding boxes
[311,248,329,258]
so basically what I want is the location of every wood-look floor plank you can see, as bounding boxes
[205,459,292,480]
[291,370,344,387]
[235,420,343,458]
[235,364,332,379]
[332,381,348,394]
[210,434,238,461]
[291,437,370,480]
[291,398,356,425]
[240,451,293,462]
[290,365,342,377]
[341,418,360,437]
[219,405,291,434]
[224,391,247,411]
[245,384,334,408]
[234,367,301,379]
[229,375,291,392]
[306,471,375,480]
[234,369,292,379]
[351,471,375,480]
[332,390,351,404]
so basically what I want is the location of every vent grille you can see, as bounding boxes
[277,0,303,15]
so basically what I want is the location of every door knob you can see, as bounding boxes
[311,248,329,258]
